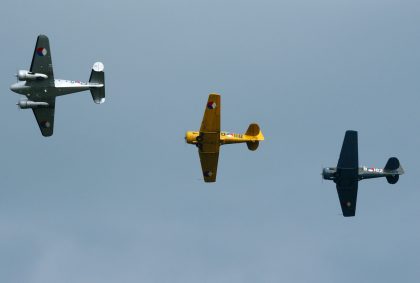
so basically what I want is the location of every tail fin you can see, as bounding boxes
[245,123,264,151]
[89,62,105,104]
[384,157,404,184]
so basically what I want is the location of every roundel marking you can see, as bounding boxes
[346,201,352,207]
[36,47,48,56]
[204,171,213,177]
[93,62,105,72]
[41,121,51,128]
[207,101,217,109]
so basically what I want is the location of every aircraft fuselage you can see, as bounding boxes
[10,79,102,99]
[185,131,260,145]
[322,166,399,182]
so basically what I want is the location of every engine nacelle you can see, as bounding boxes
[17,100,49,109]
[322,167,337,180]
[17,70,48,81]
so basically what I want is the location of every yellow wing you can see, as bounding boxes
[199,151,219,182]
[198,132,220,182]
[197,94,221,182]
[200,93,220,133]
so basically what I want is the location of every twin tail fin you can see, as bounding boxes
[89,62,105,104]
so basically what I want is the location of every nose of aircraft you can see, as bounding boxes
[10,82,25,93]
[321,168,327,179]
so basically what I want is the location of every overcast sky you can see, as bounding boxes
[1,0,420,282]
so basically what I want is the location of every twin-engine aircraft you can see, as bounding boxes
[322,130,404,217]
[9,35,105,137]
[185,94,264,182]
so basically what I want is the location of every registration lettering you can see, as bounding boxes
[363,166,383,173]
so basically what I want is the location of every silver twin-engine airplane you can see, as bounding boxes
[10,34,105,137]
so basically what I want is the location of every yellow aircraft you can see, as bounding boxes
[185,93,265,182]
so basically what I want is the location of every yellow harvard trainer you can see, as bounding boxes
[185,93,265,182]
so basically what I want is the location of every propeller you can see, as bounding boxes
[183,131,188,147]
[16,96,23,110]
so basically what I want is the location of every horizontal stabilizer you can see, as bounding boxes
[384,157,404,184]
[89,62,105,104]
[384,157,404,175]
[386,175,399,184]
[245,123,260,136]
[245,123,264,140]
[246,141,259,151]
[384,157,400,171]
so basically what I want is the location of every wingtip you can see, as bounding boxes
[345,130,358,136]
[92,62,104,72]
[94,98,106,104]
[37,34,49,40]
[41,132,53,137]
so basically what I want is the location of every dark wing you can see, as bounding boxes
[336,183,358,217]
[30,35,54,83]
[337,130,358,169]
[198,132,220,182]
[32,97,56,137]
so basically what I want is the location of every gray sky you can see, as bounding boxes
[1,0,420,282]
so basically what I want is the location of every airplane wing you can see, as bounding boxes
[337,130,358,169]
[200,94,220,132]
[336,131,359,216]
[32,97,56,137]
[198,94,221,182]
[336,183,358,217]
[30,35,54,83]
[199,151,219,182]
[198,132,220,182]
